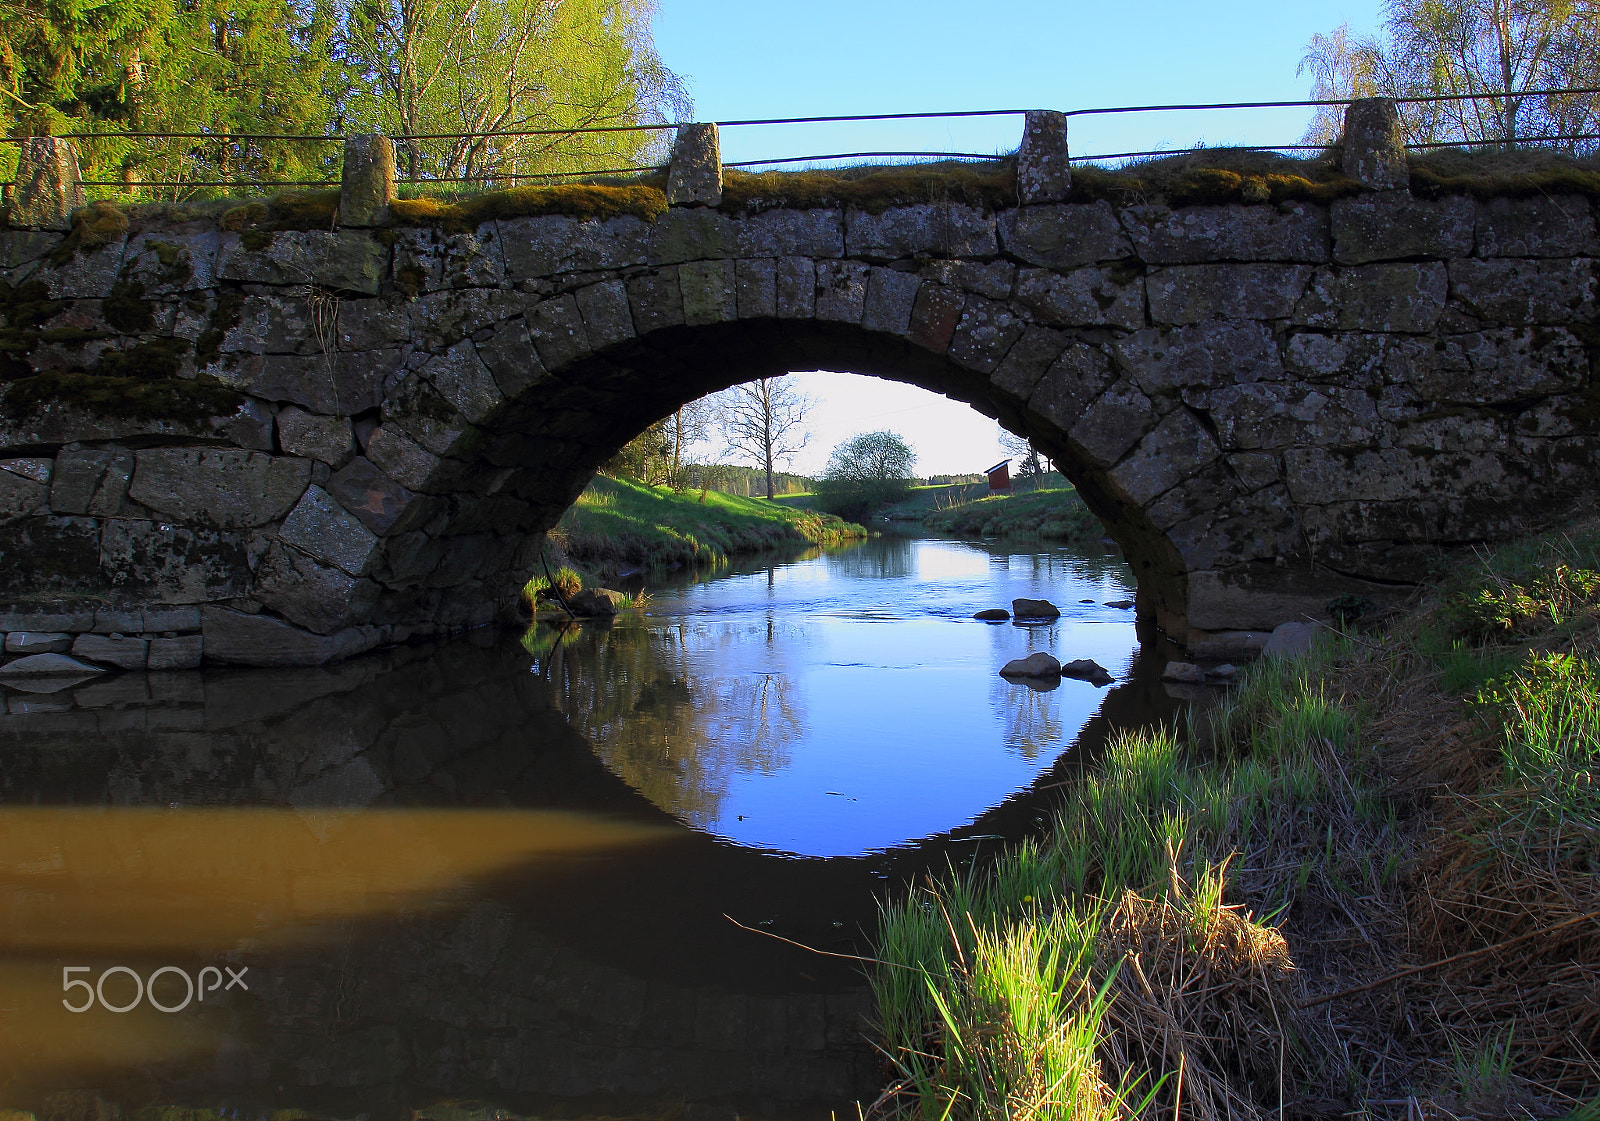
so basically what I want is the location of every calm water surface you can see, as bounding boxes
[0,535,1176,1119]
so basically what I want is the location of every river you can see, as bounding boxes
[0,534,1178,1120]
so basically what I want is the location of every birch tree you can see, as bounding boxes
[1300,1,1600,149]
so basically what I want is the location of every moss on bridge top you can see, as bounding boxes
[29,146,1600,246]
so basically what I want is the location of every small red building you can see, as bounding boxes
[985,460,1011,492]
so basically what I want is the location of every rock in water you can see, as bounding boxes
[1161,661,1207,684]
[1263,621,1323,660]
[1060,658,1114,686]
[569,588,627,617]
[0,652,105,678]
[1104,599,1134,609]
[1011,598,1061,620]
[999,651,1061,678]
[973,608,1010,621]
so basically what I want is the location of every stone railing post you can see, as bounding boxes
[666,123,722,207]
[340,134,397,227]
[1017,110,1072,204]
[1341,98,1409,190]
[12,136,86,230]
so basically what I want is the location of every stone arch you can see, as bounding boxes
[8,175,1597,668]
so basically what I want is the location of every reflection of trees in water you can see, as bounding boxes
[990,674,1067,762]
[823,537,915,581]
[532,621,805,830]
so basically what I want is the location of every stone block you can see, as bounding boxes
[1026,344,1116,433]
[365,424,443,491]
[574,280,636,348]
[391,226,504,292]
[13,137,85,229]
[1330,192,1473,264]
[92,608,142,634]
[129,448,310,529]
[382,369,473,457]
[277,406,356,467]
[410,286,518,354]
[679,260,737,326]
[1116,321,1283,395]
[860,268,920,335]
[327,457,416,536]
[666,123,722,206]
[216,230,388,294]
[340,134,397,227]
[1018,110,1072,203]
[1448,258,1596,325]
[0,610,94,632]
[200,606,381,666]
[1293,263,1447,332]
[774,258,816,318]
[244,350,394,415]
[474,318,549,399]
[37,237,126,299]
[147,634,203,670]
[907,282,963,352]
[1014,267,1143,330]
[217,396,275,452]
[99,519,253,603]
[734,258,778,318]
[1120,203,1329,264]
[254,542,380,634]
[0,469,48,521]
[1146,264,1313,324]
[1475,195,1600,258]
[734,209,844,258]
[6,632,72,654]
[846,204,997,259]
[990,325,1069,400]
[526,294,593,370]
[1067,380,1155,468]
[336,297,411,350]
[948,296,1025,373]
[1341,98,1408,190]
[121,231,222,295]
[498,214,651,277]
[72,633,149,669]
[0,516,102,593]
[1186,629,1272,661]
[419,340,505,426]
[997,200,1132,268]
[277,486,381,576]
[1384,327,1589,405]
[814,260,869,322]
[142,606,201,632]
[1105,408,1222,505]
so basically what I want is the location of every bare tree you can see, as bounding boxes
[714,377,814,500]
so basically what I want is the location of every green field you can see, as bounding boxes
[553,475,865,576]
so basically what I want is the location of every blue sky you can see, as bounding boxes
[652,0,1387,475]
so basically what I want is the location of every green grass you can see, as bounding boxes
[870,519,1600,1118]
[553,473,865,576]
[920,481,1103,544]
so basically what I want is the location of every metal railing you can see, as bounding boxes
[3,86,1597,202]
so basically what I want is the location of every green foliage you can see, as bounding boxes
[523,565,583,607]
[720,160,1018,216]
[814,429,916,522]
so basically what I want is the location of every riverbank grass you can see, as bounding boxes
[552,474,865,577]
[871,518,1600,1120]
[920,480,1102,544]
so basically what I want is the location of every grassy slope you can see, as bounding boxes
[553,474,865,576]
[871,521,1600,1121]
[920,481,1103,544]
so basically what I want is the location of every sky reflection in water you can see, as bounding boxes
[546,536,1138,857]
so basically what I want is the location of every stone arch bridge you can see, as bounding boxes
[1,107,1596,667]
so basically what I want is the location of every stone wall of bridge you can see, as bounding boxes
[2,139,1597,667]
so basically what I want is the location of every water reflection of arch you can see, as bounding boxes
[0,630,1177,1119]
